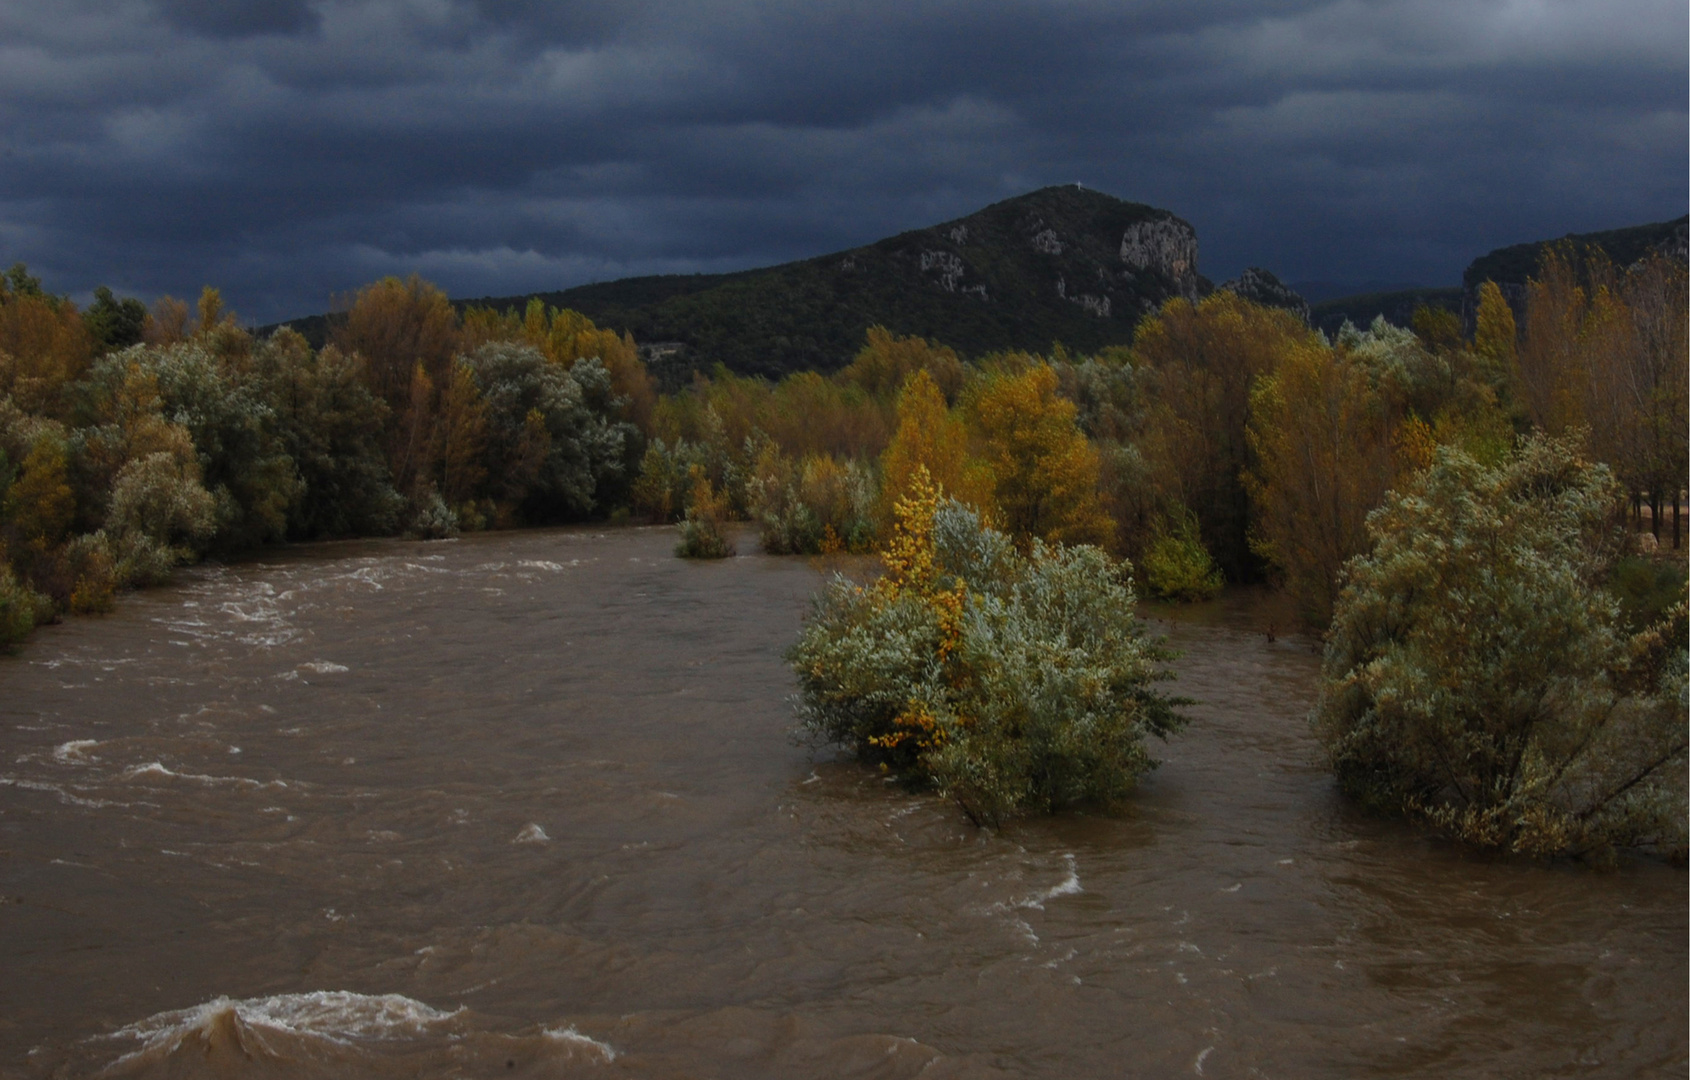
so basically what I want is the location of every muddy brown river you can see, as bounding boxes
[1,525,1684,1078]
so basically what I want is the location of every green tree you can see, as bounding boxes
[83,287,148,353]
[253,331,400,539]
[1315,434,1686,859]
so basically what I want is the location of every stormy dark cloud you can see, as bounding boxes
[1,0,1683,323]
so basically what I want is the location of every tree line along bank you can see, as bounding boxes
[1,253,1683,858]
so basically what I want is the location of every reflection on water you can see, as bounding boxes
[1,525,1683,1078]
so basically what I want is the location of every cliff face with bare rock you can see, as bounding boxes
[458,186,1211,382]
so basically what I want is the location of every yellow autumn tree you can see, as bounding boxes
[1132,292,1313,577]
[1245,341,1398,626]
[334,275,461,410]
[877,369,991,528]
[963,362,1112,549]
[436,360,488,510]
[1472,280,1518,384]
[840,325,966,402]
[1515,247,1588,435]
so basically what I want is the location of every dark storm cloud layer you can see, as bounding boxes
[1,0,1684,324]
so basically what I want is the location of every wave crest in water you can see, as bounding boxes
[110,991,462,1049]
[99,992,466,1076]
[88,992,635,1079]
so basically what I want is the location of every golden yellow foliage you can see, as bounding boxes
[863,465,964,753]
[1132,291,1314,575]
[334,275,460,408]
[436,360,488,508]
[877,369,991,527]
[1472,280,1517,380]
[1245,342,1397,625]
[840,325,965,402]
[4,435,75,546]
[963,363,1112,549]
[879,464,942,595]
[0,292,92,416]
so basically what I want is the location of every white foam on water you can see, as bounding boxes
[513,823,550,844]
[0,776,128,808]
[1007,853,1082,912]
[53,739,100,763]
[518,560,565,571]
[102,991,465,1065]
[299,661,349,674]
[542,1025,617,1061]
[123,762,286,789]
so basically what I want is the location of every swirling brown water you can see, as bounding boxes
[0,525,1683,1079]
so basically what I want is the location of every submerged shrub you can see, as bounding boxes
[406,488,459,539]
[1140,508,1223,601]
[0,562,47,648]
[62,532,117,614]
[1315,434,1687,860]
[676,466,733,559]
[790,468,1185,826]
[748,443,877,555]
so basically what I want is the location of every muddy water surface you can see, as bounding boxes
[1,525,1684,1078]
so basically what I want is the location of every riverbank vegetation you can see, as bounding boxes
[2,247,1684,849]
[1316,434,1687,860]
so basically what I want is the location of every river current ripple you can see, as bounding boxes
[0,525,1683,1078]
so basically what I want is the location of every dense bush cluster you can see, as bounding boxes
[790,470,1185,826]
[1316,435,1687,859]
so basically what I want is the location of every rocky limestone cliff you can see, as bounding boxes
[1121,219,1201,301]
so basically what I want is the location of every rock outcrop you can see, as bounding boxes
[1219,267,1308,323]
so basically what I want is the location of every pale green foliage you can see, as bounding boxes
[631,436,716,523]
[1141,509,1223,601]
[1315,434,1687,859]
[790,498,1184,826]
[99,344,299,551]
[406,490,459,540]
[747,446,877,554]
[1051,354,1146,442]
[104,451,217,584]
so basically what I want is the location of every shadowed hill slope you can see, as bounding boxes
[458,186,1208,381]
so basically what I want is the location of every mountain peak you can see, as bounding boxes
[454,187,1208,382]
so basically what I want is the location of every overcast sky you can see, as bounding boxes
[2,0,1684,323]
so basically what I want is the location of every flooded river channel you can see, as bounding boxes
[1,525,1684,1078]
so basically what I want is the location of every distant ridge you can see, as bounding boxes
[1307,214,1687,336]
[456,186,1209,382]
